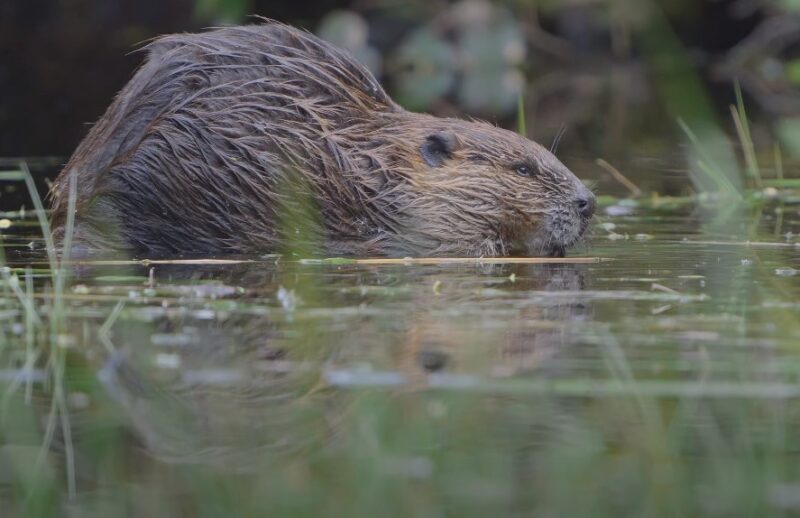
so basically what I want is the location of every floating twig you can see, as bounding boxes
[303,257,609,266]
[64,256,610,267]
[595,158,642,197]
[673,239,797,248]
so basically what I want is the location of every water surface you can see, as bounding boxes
[1,195,799,517]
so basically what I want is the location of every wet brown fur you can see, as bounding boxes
[49,20,594,257]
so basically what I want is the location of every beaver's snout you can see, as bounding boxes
[523,179,595,257]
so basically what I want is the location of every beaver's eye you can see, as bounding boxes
[514,163,536,178]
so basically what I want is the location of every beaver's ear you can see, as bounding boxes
[420,132,459,167]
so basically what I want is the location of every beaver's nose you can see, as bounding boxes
[575,186,596,219]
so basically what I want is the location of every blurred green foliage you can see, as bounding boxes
[781,0,800,11]
[194,0,253,22]
[315,2,800,168]
[393,27,457,110]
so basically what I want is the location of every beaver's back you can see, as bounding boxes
[49,21,401,253]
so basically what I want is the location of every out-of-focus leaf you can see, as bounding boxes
[317,11,381,76]
[194,0,251,23]
[393,28,456,111]
[786,59,800,85]
[317,11,369,49]
[459,11,526,67]
[776,117,800,157]
[781,0,800,13]
[459,70,523,114]
[457,10,526,113]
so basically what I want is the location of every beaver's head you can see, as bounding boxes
[387,117,595,257]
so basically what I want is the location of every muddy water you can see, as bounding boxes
[0,197,799,516]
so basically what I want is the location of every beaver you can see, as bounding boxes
[49,20,595,257]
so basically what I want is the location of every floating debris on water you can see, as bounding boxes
[277,286,299,312]
[154,353,182,369]
[151,333,194,347]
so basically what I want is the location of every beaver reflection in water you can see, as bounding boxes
[49,21,595,257]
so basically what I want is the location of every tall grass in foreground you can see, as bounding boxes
[516,91,527,138]
[635,2,797,201]
[0,162,77,505]
[677,81,787,200]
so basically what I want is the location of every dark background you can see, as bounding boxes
[1,0,798,185]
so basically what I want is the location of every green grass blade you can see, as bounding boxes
[516,91,527,138]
